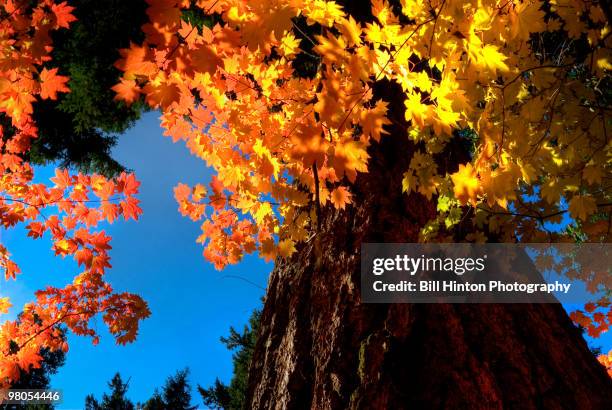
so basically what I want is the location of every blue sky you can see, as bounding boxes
[1,112,610,408]
[1,112,268,408]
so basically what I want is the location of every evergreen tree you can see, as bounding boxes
[199,310,260,410]
[26,0,149,176]
[198,379,231,410]
[142,369,195,410]
[85,373,134,410]
[141,391,164,410]
[161,369,194,410]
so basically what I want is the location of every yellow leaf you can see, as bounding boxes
[329,139,369,183]
[451,163,480,205]
[304,0,345,27]
[509,1,546,41]
[404,91,431,128]
[314,33,348,64]
[541,179,562,204]
[402,171,415,193]
[338,16,362,46]
[0,297,11,314]
[445,207,462,229]
[192,184,207,201]
[279,32,301,57]
[254,202,273,224]
[480,44,510,74]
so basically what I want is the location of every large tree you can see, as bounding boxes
[1,0,611,407]
[110,0,612,408]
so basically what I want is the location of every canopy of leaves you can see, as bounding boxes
[113,0,611,265]
[111,0,611,372]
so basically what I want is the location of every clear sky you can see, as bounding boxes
[2,112,268,409]
[1,112,610,409]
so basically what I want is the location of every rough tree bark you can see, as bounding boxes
[246,3,612,409]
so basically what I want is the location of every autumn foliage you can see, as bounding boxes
[0,1,148,385]
[111,0,610,374]
[1,0,611,386]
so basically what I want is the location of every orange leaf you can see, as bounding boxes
[330,186,352,210]
[112,79,141,105]
[39,68,69,100]
[51,1,77,29]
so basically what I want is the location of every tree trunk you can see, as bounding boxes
[247,3,612,407]
[246,81,612,407]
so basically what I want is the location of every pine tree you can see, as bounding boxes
[85,373,134,410]
[142,369,195,410]
[160,369,194,410]
[26,0,149,176]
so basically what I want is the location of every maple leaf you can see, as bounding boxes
[39,68,70,100]
[329,139,369,183]
[75,248,94,268]
[121,196,143,220]
[143,78,181,109]
[451,164,480,205]
[260,238,276,262]
[404,91,431,128]
[146,0,182,29]
[51,168,73,189]
[583,166,602,185]
[26,222,45,239]
[338,16,362,47]
[174,183,191,202]
[278,238,296,258]
[304,0,345,27]
[360,100,390,142]
[330,186,352,210]
[569,195,597,222]
[480,45,510,73]
[509,1,545,41]
[117,172,140,195]
[101,202,121,223]
[314,33,348,64]
[115,43,158,76]
[190,44,222,75]
[278,32,301,57]
[112,79,142,105]
[50,1,77,29]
